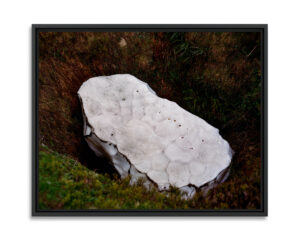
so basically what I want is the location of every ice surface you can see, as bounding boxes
[78,74,232,197]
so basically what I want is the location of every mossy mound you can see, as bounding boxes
[39,145,190,209]
[39,145,260,210]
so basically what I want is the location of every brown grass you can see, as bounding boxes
[38,31,262,209]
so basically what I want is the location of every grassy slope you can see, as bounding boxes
[39,145,190,209]
[38,32,262,209]
[39,145,259,210]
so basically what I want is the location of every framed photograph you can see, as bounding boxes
[32,24,267,216]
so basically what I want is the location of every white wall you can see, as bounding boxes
[0,0,299,239]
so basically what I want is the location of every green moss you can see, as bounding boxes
[38,145,190,210]
[39,145,260,210]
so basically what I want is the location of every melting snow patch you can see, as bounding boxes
[78,74,232,198]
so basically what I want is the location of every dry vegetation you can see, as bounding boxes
[38,31,262,209]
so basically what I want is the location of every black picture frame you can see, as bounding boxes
[32,24,268,216]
